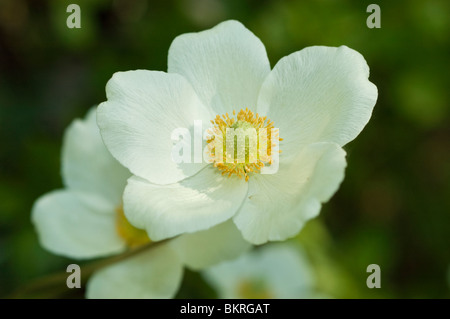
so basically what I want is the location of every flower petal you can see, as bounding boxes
[233,142,346,244]
[257,46,377,159]
[86,244,183,299]
[62,107,130,206]
[124,166,248,241]
[31,190,125,259]
[203,243,315,299]
[170,220,251,270]
[97,70,212,185]
[168,20,271,115]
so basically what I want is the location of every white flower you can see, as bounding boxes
[203,243,320,299]
[97,20,378,245]
[32,107,250,298]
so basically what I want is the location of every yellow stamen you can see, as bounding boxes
[206,108,281,182]
[115,206,151,248]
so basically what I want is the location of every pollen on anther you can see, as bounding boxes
[206,108,281,182]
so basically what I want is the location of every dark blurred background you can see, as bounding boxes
[0,0,449,298]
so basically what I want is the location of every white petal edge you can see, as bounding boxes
[86,244,183,299]
[124,166,248,241]
[97,70,213,185]
[257,45,378,159]
[170,219,251,270]
[62,107,130,206]
[233,142,347,244]
[31,190,125,259]
[168,20,271,115]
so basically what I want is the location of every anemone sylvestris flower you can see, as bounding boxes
[203,243,319,298]
[32,108,250,298]
[97,20,378,245]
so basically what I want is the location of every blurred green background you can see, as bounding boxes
[0,0,449,298]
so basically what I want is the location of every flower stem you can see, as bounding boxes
[8,239,171,298]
